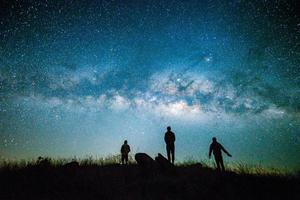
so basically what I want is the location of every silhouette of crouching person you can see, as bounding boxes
[209,137,232,172]
[121,140,131,165]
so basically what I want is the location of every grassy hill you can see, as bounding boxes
[0,157,299,200]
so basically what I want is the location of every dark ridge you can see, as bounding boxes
[0,163,299,200]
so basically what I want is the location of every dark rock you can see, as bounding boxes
[64,161,79,168]
[155,153,173,170]
[36,156,51,168]
[194,163,203,168]
[135,153,156,168]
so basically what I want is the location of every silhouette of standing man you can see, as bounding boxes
[209,137,232,172]
[164,126,176,164]
[121,140,131,165]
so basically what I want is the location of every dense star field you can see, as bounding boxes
[0,0,299,169]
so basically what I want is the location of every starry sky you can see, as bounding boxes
[0,0,300,169]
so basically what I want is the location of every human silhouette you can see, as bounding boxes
[121,140,131,165]
[209,137,232,172]
[164,126,176,164]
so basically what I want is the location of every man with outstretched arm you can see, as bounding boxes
[209,137,232,172]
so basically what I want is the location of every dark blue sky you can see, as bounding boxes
[0,0,299,169]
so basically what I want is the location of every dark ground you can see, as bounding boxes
[0,164,299,200]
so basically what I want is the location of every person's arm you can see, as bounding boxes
[173,132,176,142]
[164,133,167,143]
[209,144,212,159]
[128,145,131,152]
[221,145,232,157]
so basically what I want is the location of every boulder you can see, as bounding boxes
[64,161,79,168]
[155,153,173,170]
[194,163,203,168]
[36,156,51,168]
[135,153,156,168]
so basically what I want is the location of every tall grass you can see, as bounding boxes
[0,155,296,176]
[0,155,136,169]
[226,162,292,176]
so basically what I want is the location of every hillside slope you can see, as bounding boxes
[0,164,299,200]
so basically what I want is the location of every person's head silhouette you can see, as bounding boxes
[212,137,217,142]
[167,126,171,131]
[124,140,128,144]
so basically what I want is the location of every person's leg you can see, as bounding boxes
[219,156,225,172]
[214,156,221,171]
[125,154,128,164]
[121,154,125,164]
[166,145,171,162]
[171,144,175,164]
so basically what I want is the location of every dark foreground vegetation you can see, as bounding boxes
[0,158,299,200]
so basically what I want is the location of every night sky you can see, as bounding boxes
[0,0,299,169]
